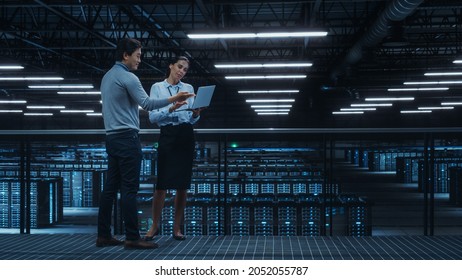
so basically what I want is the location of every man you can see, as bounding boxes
[96,38,193,249]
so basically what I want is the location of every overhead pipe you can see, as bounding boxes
[330,0,425,81]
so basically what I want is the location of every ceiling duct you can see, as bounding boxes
[330,0,424,81]
[382,23,409,47]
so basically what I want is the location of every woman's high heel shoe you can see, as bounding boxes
[172,233,186,241]
[143,229,159,241]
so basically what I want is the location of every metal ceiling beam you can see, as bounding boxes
[33,0,116,48]
[330,0,425,82]
[4,32,104,73]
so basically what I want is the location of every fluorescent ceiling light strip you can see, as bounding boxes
[365,97,414,101]
[57,91,101,95]
[257,112,290,115]
[263,63,312,67]
[340,108,376,111]
[404,81,462,85]
[254,109,291,112]
[351,103,392,107]
[400,110,431,114]
[0,65,24,70]
[225,75,306,79]
[0,100,27,104]
[441,102,462,105]
[0,110,23,113]
[251,105,292,108]
[424,72,462,76]
[60,110,94,113]
[454,60,462,64]
[188,31,327,39]
[29,84,94,89]
[256,31,328,38]
[332,111,364,115]
[24,113,53,116]
[0,77,63,81]
[188,33,256,39]
[27,105,65,109]
[238,90,299,94]
[417,106,454,110]
[87,113,102,116]
[388,87,449,91]
[216,63,312,68]
[246,99,295,103]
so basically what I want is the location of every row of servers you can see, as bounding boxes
[1,144,351,234]
[136,194,372,236]
[0,178,63,228]
[367,151,423,172]
[345,149,422,170]
[346,148,462,198]
[395,158,462,193]
[185,180,340,196]
[1,153,330,208]
[345,148,369,168]
[0,169,106,207]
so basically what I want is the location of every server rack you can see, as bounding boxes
[276,194,298,236]
[299,196,322,236]
[228,195,252,236]
[339,194,372,236]
[449,167,462,206]
[418,160,462,193]
[0,178,63,228]
[253,194,275,236]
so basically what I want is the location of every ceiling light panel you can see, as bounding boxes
[27,105,66,109]
[0,65,24,70]
[365,97,414,101]
[332,111,364,115]
[216,63,312,68]
[238,90,299,94]
[404,81,462,85]
[250,105,293,108]
[225,75,306,79]
[387,87,449,91]
[29,84,94,89]
[188,31,328,39]
[0,77,63,81]
[246,99,295,103]
[57,91,101,95]
[424,72,462,76]
[0,100,27,104]
[400,110,432,114]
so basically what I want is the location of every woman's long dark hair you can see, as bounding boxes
[165,56,190,78]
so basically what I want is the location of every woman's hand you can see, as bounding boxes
[168,101,187,113]
[192,107,206,117]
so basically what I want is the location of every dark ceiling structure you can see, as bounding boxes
[1,0,462,130]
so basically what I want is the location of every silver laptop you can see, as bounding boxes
[178,85,215,111]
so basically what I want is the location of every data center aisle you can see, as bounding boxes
[1,233,462,260]
[333,160,462,235]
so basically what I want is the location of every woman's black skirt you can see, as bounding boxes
[156,123,195,190]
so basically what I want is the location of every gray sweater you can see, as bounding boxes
[101,62,169,133]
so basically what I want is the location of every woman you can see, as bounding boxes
[145,56,205,241]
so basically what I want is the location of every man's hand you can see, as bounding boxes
[169,91,194,103]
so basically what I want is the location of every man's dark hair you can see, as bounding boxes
[116,38,142,61]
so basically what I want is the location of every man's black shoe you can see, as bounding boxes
[96,237,124,247]
[124,239,159,250]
